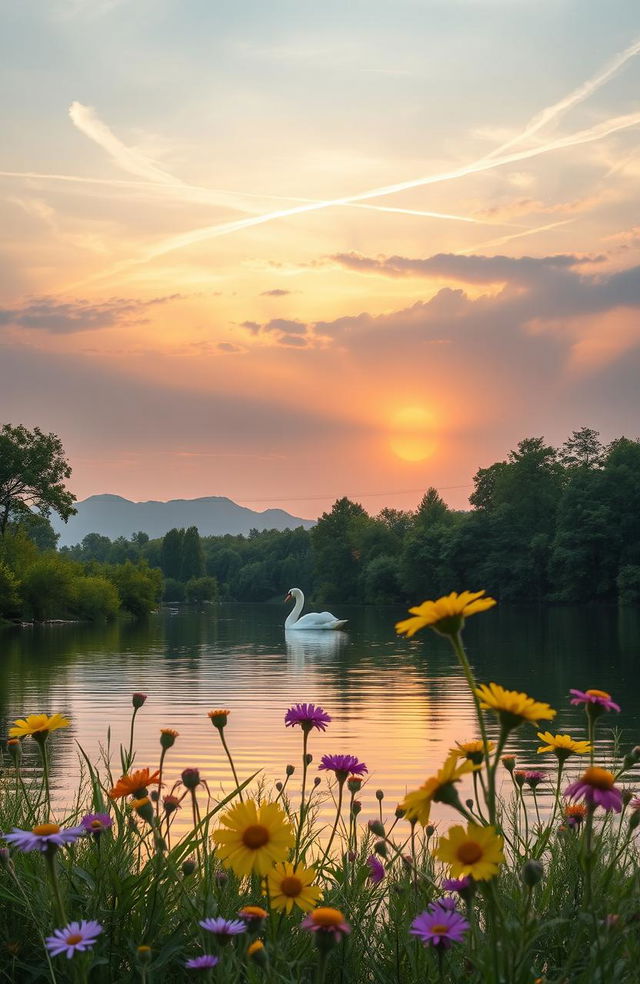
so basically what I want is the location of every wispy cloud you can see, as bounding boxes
[0,294,181,334]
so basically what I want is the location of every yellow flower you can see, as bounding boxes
[208,709,230,729]
[267,861,322,913]
[475,683,556,731]
[212,800,294,877]
[536,732,592,760]
[400,752,476,826]
[434,823,504,881]
[9,713,70,738]
[396,591,496,638]
[452,739,495,765]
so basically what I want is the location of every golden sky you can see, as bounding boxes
[2,1,640,517]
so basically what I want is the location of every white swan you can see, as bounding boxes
[284,587,347,630]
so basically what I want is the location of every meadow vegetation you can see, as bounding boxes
[1,593,639,982]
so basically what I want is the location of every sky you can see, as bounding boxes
[2,0,640,519]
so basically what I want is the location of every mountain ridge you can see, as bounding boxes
[52,494,316,546]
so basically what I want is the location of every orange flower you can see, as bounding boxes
[109,768,160,799]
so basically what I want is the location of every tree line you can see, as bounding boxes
[1,423,639,622]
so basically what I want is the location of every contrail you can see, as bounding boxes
[72,108,640,286]
[458,218,575,254]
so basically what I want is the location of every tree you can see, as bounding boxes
[0,424,76,536]
[181,526,205,581]
[560,427,605,470]
[311,498,369,603]
[161,528,184,580]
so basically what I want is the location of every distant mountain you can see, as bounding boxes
[52,494,315,547]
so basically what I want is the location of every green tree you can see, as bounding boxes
[311,497,369,603]
[21,556,78,621]
[0,561,22,621]
[559,427,605,469]
[106,561,162,617]
[73,576,120,621]
[0,424,76,536]
[181,526,205,581]
[161,528,184,580]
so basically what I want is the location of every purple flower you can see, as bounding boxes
[185,955,220,970]
[565,767,623,813]
[524,771,547,789]
[5,823,84,853]
[318,754,367,781]
[569,689,620,713]
[80,813,113,836]
[442,876,473,894]
[199,917,246,942]
[301,909,351,942]
[366,855,385,884]
[410,903,469,949]
[285,703,332,732]
[45,920,103,959]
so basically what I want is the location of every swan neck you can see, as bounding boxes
[285,591,304,626]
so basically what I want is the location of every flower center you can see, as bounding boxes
[456,841,483,864]
[32,823,60,836]
[90,820,103,829]
[312,907,344,928]
[430,923,450,934]
[583,767,614,789]
[586,689,610,699]
[65,934,83,945]
[280,876,303,897]
[242,824,270,849]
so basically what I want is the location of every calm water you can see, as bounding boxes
[2,603,640,825]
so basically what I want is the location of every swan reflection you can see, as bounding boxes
[285,629,348,667]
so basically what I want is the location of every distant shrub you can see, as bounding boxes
[20,556,77,621]
[162,577,187,603]
[185,576,218,602]
[106,560,162,617]
[73,575,120,621]
[0,561,21,621]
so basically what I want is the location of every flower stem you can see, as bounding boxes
[44,850,66,925]
[294,729,310,864]
[319,779,345,868]
[219,731,243,802]
[450,632,496,822]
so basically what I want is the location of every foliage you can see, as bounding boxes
[0,423,76,536]
[104,560,163,617]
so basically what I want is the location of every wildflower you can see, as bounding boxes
[524,771,547,790]
[347,775,363,793]
[569,689,620,715]
[45,920,103,959]
[396,590,496,638]
[137,945,152,963]
[199,917,246,943]
[163,794,182,816]
[130,796,154,823]
[5,823,83,853]
[564,804,588,826]
[301,907,351,943]
[238,905,268,923]
[6,739,21,763]
[318,754,367,782]
[453,739,495,765]
[475,683,556,731]
[208,709,230,730]
[521,859,544,887]
[247,940,267,966]
[434,823,504,881]
[513,770,527,788]
[410,902,469,949]
[185,954,220,970]
[536,731,592,762]
[284,703,331,733]
[400,752,476,826]
[366,855,385,884]
[80,813,113,837]
[212,800,294,877]
[565,767,623,812]
[501,755,516,773]
[267,861,322,913]
[132,693,147,709]
[182,858,197,876]
[9,713,70,739]
[629,797,640,812]
[181,768,201,790]
[109,768,160,799]
[442,876,476,902]
[160,728,178,749]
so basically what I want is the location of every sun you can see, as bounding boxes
[388,406,436,462]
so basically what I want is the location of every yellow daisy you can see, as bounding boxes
[475,683,556,731]
[267,861,322,913]
[400,752,476,826]
[212,800,294,877]
[396,591,496,639]
[434,822,504,881]
[9,713,70,739]
[536,732,592,761]
[452,739,496,765]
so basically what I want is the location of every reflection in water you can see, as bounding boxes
[285,629,349,668]
[1,603,640,829]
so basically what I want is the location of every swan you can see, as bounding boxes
[284,587,347,630]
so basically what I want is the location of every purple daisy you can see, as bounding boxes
[5,823,84,853]
[285,703,332,732]
[569,689,620,713]
[524,771,547,789]
[442,876,473,894]
[80,813,113,836]
[410,903,469,949]
[199,917,246,942]
[318,754,367,781]
[185,955,220,970]
[366,854,385,884]
[45,920,103,959]
[565,767,623,813]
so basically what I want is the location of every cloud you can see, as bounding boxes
[217,342,242,353]
[0,295,181,334]
[239,317,310,346]
[260,288,292,296]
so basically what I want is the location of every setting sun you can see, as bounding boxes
[389,406,437,462]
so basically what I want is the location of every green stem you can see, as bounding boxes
[220,731,243,802]
[45,851,67,925]
[127,707,139,768]
[155,748,167,819]
[319,780,345,868]
[294,729,310,864]
[450,633,495,822]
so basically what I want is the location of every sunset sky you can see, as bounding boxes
[2,1,640,518]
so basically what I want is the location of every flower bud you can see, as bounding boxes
[181,858,197,876]
[395,806,405,819]
[136,945,152,964]
[248,939,268,967]
[501,755,516,773]
[208,709,230,730]
[465,798,474,809]
[351,800,362,816]
[375,789,384,802]
[425,824,435,838]
[521,859,544,887]
[160,728,178,750]
[368,819,385,837]
[286,764,295,776]
[150,790,159,803]
[132,693,147,709]
[632,745,640,762]
[181,767,201,790]
[347,776,363,794]
[7,738,21,764]
[374,839,387,858]
[214,869,228,885]
[628,810,640,831]
[275,782,283,792]
[313,776,321,787]
[131,796,154,824]
[305,753,313,766]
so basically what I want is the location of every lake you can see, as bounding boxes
[2,602,640,827]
